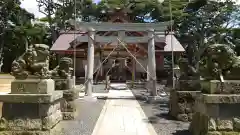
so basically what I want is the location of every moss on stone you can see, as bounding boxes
[207,131,222,135]
[221,131,240,135]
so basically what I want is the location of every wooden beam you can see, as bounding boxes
[75,35,165,44]
[69,20,172,31]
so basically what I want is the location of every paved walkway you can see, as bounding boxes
[91,89,157,135]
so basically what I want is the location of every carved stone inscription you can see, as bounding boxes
[214,81,240,94]
[17,84,25,92]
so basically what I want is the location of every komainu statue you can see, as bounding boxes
[199,44,240,81]
[51,57,73,79]
[178,58,199,80]
[51,57,73,90]
[11,44,50,79]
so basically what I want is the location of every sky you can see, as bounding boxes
[20,0,101,18]
[21,0,240,18]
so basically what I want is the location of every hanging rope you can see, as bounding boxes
[117,38,156,80]
[93,43,120,76]
[169,0,175,89]
[76,42,121,90]
[72,0,175,89]
[73,0,77,87]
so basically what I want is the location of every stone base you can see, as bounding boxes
[54,78,74,90]
[0,128,60,135]
[201,80,240,94]
[189,93,240,135]
[169,90,200,122]
[62,112,76,120]
[0,103,62,134]
[61,100,76,112]
[59,89,79,120]
[11,79,55,94]
[61,100,76,120]
[177,80,201,91]
[0,91,62,103]
[63,89,79,101]
[0,91,63,134]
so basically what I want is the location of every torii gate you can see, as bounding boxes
[70,20,173,97]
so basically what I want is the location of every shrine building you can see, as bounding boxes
[50,8,185,82]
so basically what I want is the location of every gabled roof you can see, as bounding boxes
[51,8,185,53]
[50,31,85,51]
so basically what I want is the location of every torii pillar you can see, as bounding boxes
[148,29,157,96]
[85,28,95,96]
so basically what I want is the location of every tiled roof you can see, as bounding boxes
[51,33,83,51]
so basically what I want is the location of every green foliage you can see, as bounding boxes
[161,0,189,21]
[174,0,239,69]
[1,0,239,74]
[93,0,189,22]
[0,0,52,72]
[199,44,240,80]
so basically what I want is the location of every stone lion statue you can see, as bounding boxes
[178,57,198,80]
[51,57,73,90]
[199,44,240,81]
[11,44,51,79]
[51,57,73,79]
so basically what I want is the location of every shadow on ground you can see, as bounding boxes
[173,130,191,135]
[131,89,192,135]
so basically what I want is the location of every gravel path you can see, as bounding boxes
[52,84,192,135]
[132,89,191,135]
[56,98,106,135]
[55,85,107,135]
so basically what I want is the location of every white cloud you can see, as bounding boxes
[20,0,45,18]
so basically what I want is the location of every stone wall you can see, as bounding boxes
[190,112,240,135]
[190,93,240,135]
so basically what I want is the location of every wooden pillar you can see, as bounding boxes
[148,29,157,96]
[85,28,95,96]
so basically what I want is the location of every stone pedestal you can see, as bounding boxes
[177,80,201,91]
[169,90,200,122]
[54,77,74,90]
[169,80,201,122]
[190,94,240,135]
[190,80,240,135]
[54,78,79,120]
[61,90,79,120]
[0,79,63,135]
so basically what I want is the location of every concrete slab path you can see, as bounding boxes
[91,89,157,135]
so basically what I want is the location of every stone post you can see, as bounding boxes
[147,29,157,96]
[85,28,95,96]
[147,64,150,81]
[84,64,87,80]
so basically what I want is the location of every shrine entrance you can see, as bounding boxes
[69,20,171,96]
[108,58,127,83]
